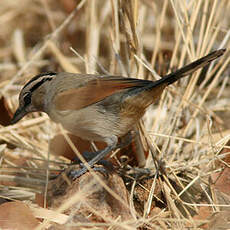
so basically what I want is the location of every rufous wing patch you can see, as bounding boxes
[54,77,148,111]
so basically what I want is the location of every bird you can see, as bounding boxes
[11,49,225,178]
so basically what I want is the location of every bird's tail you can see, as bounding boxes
[154,49,225,87]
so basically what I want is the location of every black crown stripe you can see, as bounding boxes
[22,72,56,90]
[30,77,53,93]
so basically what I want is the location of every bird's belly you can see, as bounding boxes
[48,105,127,142]
[62,119,105,141]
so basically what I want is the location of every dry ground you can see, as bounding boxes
[0,0,230,229]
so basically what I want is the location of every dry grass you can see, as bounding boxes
[0,0,230,229]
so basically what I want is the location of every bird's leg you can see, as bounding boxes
[72,150,114,170]
[72,132,133,170]
[116,131,133,149]
[72,131,132,164]
[70,136,118,179]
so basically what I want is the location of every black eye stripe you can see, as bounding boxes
[23,92,32,106]
[21,73,55,106]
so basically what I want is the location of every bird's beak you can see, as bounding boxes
[11,107,27,125]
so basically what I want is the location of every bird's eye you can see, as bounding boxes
[23,92,31,106]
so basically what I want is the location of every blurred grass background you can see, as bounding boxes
[0,0,230,229]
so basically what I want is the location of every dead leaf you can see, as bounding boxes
[59,0,77,13]
[48,166,132,222]
[0,96,13,126]
[208,211,230,230]
[211,167,230,196]
[0,201,39,230]
[49,133,106,161]
[193,206,212,229]
[211,140,230,196]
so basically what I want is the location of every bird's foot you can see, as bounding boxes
[68,164,109,179]
[72,150,114,170]
[69,138,117,179]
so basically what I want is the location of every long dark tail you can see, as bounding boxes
[154,49,225,87]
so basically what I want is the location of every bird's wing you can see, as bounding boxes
[54,76,151,111]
